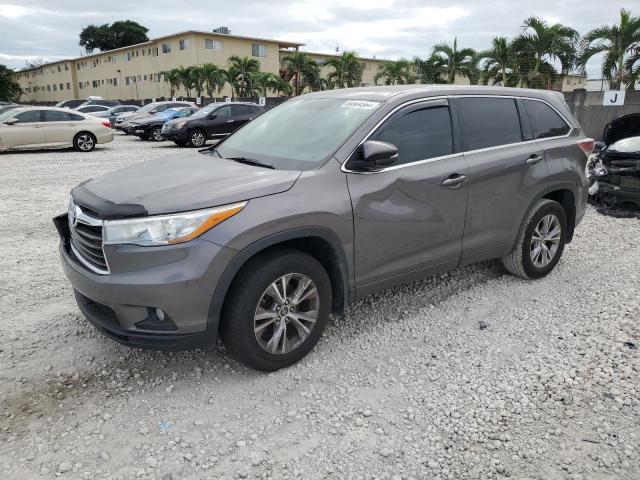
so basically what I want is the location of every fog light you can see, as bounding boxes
[155,308,165,322]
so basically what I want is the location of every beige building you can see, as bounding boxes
[17,30,303,103]
[16,29,590,103]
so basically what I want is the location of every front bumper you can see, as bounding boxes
[161,127,189,142]
[56,214,237,350]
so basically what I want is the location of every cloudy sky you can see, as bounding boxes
[0,0,637,77]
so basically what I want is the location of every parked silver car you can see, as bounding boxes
[55,86,592,370]
[1,106,114,152]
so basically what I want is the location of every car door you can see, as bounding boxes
[206,105,232,137]
[453,96,548,265]
[0,110,45,149]
[346,99,469,290]
[230,105,253,131]
[43,110,84,146]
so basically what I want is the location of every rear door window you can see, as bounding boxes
[231,105,250,116]
[523,99,571,139]
[44,110,74,122]
[457,97,522,151]
[370,105,453,166]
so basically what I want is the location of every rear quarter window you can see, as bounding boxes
[523,99,571,139]
[457,97,522,151]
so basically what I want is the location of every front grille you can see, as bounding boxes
[69,201,109,274]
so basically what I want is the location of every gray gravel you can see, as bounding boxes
[1,134,639,480]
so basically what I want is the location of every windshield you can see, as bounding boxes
[137,103,161,114]
[0,109,19,123]
[217,98,381,170]
[608,136,640,153]
[189,103,222,119]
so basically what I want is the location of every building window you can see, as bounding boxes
[125,76,130,86]
[251,43,267,57]
[77,64,81,70]
[162,43,171,54]
[114,78,119,86]
[92,80,99,88]
[126,52,132,62]
[59,83,63,90]
[179,39,189,50]
[79,82,83,90]
[64,64,69,71]
[205,39,223,50]
[66,82,70,90]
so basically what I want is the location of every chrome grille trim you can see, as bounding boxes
[68,199,110,275]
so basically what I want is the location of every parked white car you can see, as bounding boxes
[0,106,114,152]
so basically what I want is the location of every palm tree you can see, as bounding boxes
[161,68,181,98]
[226,55,261,98]
[200,63,227,98]
[324,51,364,88]
[513,17,578,88]
[280,52,318,95]
[432,38,477,84]
[413,53,445,84]
[374,59,415,85]
[188,66,206,98]
[578,9,640,90]
[479,36,517,86]
[174,66,196,97]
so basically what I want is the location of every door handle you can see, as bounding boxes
[526,154,543,165]
[226,119,235,123]
[33,124,43,128]
[441,174,468,188]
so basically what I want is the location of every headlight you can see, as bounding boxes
[173,121,187,129]
[103,202,246,246]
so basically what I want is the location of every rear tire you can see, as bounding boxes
[502,198,567,279]
[220,248,332,371]
[73,132,96,152]
[187,129,207,148]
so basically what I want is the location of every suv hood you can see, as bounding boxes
[71,151,302,218]
[602,113,640,145]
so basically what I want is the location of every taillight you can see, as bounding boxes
[102,120,111,128]
[577,138,595,156]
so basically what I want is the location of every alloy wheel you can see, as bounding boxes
[152,128,163,141]
[191,131,205,147]
[254,273,320,354]
[77,134,94,151]
[530,214,561,268]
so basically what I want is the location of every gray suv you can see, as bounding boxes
[55,86,592,371]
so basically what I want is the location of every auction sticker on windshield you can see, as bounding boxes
[340,100,379,109]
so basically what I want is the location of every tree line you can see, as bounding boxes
[1,9,639,102]
[160,9,640,99]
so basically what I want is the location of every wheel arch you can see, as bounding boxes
[542,188,576,243]
[208,227,352,334]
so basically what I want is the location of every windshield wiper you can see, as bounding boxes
[227,157,275,169]
[198,145,222,157]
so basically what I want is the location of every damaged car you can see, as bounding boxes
[588,113,640,207]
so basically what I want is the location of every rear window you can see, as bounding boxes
[523,99,571,139]
[44,110,75,122]
[457,97,522,151]
[370,105,453,165]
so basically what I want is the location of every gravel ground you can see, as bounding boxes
[0,134,639,480]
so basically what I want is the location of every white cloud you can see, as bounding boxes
[0,4,27,18]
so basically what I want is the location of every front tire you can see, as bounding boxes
[187,129,207,148]
[150,127,163,142]
[220,248,332,371]
[73,132,96,152]
[502,198,567,279]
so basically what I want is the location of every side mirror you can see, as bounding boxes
[149,109,157,114]
[348,140,398,171]
[4,117,18,125]
[594,141,606,152]
[209,114,217,119]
